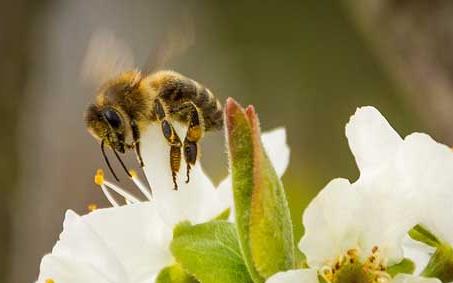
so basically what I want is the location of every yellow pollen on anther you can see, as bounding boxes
[45,279,55,283]
[88,203,98,212]
[320,247,390,283]
[129,169,137,178]
[94,169,104,186]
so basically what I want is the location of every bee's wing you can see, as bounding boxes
[142,12,195,73]
[81,28,136,87]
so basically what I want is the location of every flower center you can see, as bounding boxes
[320,247,391,283]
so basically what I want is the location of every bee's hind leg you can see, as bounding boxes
[154,98,182,190]
[183,102,203,184]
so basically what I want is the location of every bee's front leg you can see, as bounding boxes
[130,120,144,167]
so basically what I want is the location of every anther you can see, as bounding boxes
[129,169,138,178]
[320,266,333,276]
[88,203,98,212]
[94,169,104,185]
[45,279,55,283]
[94,169,119,207]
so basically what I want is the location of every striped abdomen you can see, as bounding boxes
[151,71,223,131]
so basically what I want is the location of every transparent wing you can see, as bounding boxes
[80,28,136,87]
[143,12,195,73]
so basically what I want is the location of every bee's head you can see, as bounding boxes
[85,104,129,153]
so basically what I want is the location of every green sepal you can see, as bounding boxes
[318,275,329,283]
[225,98,295,281]
[409,225,442,248]
[156,264,198,283]
[387,258,415,277]
[170,220,253,283]
[422,243,453,282]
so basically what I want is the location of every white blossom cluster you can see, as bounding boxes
[37,107,453,283]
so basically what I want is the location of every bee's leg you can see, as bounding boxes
[162,120,182,190]
[183,139,197,183]
[170,144,182,190]
[130,120,144,167]
[183,102,203,184]
[154,98,182,190]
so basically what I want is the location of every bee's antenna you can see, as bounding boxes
[112,146,133,178]
[101,139,120,182]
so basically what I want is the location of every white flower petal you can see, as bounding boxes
[399,133,453,244]
[141,122,223,225]
[392,274,442,283]
[83,203,172,281]
[352,166,419,264]
[301,171,418,267]
[261,127,290,177]
[266,269,318,283]
[37,254,112,283]
[345,106,402,178]
[402,235,435,275]
[38,204,174,283]
[40,210,127,282]
[299,178,361,268]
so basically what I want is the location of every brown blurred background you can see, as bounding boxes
[2,1,453,282]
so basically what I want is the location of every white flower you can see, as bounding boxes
[267,271,441,283]
[346,107,453,261]
[37,123,289,283]
[268,107,449,283]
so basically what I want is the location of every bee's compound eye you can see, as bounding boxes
[103,108,122,129]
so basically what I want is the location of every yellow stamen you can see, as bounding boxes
[94,169,104,186]
[129,169,137,178]
[45,279,55,283]
[320,247,390,283]
[88,203,98,212]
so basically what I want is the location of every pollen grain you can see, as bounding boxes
[94,169,105,186]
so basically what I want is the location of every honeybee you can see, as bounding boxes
[83,25,223,190]
[85,70,223,190]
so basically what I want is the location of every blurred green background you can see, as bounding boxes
[2,1,453,282]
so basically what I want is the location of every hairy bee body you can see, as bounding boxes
[90,70,222,134]
[85,70,223,188]
[146,71,223,130]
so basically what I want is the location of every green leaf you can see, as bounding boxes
[295,248,308,269]
[409,225,441,248]
[170,220,254,283]
[225,98,295,281]
[422,243,453,282]
[213,208,231,221]
[156,264,198,283]
[387,258,415,277]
